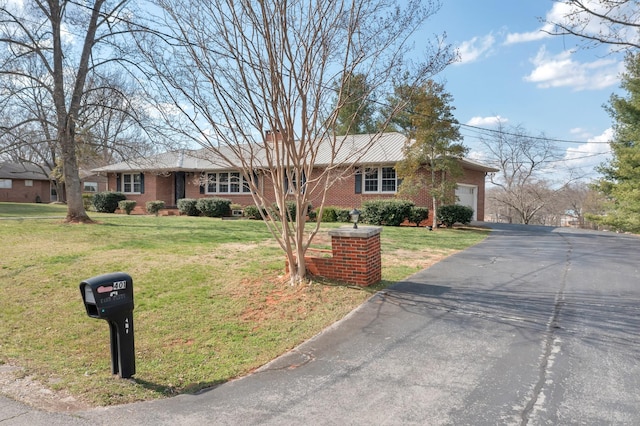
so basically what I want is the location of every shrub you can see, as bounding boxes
[335,208,352,223]
[93,192,126,213]
[270,201,313,221]
[82,193,94,211]
[408,206,429,227]
[177,198,199,216]
[146,200,165,216]
[196,197,231,217]
[243,205,265,220]
[361,199,414,226]
[321,207,338,222]
[437,204,474,227]
[118,200,137,215]
[321,206,353,223]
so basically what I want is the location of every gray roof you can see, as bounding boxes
[92,132,498,173]
[0,162,51,180]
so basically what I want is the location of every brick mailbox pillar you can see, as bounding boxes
[304,226,382,287]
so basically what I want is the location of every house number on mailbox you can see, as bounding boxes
[112,280,127,290]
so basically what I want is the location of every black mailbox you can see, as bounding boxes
[80,272,135,379]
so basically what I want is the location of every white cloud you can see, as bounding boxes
[456,33,495,65]
[564,128,613,170]
[507,2,640,48]
[504,3,567,45]
[569,127,593,139]
[466,115,507,127]
[505,27,551,45]
[523,46,622,91]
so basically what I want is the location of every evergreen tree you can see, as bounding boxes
[592,53,640,232]
[334,73,377,135]
[391,81,467,228]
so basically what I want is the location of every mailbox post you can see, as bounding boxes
[80,272,135,379]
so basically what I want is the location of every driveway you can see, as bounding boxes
[3,223,640,425]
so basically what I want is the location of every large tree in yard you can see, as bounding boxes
[591,52,640,232]
[545,1,640,51]
[135,0,456,284]
[0,0,137,223]
[480,122,566,225]
[391,80,467,229]
[334,73,378,136]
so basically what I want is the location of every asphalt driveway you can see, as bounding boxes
[3,223,640,425]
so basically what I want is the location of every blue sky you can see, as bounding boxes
[419,1,624,180]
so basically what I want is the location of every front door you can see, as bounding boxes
[175,172,186,205]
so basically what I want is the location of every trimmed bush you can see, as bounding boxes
[321,206,338,222]
[270,201,313,221]
[118,200,137,215]
[82,193,94,211]
[93,192,126,213]
[408,206,429,227]
[146,200,165,216]
[335,208,352,223]
[361,199,414,226]
[196,197,231,217]
[177,198,199,216]
[321,206,352,223]
[243,205,265,220]
[437,204,474,227]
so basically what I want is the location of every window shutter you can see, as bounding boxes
[200,183,205,194]
[116,173,121,192]
[284,171,289,193]
[252,171,259,193]
[140,173,145,194]
[397,177,403,190]
[301,171,307,194]
[354,168,362,194]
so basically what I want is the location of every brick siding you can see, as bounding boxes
[106,164,489,221]
[289,227,382,287]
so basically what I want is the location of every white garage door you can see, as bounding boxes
[455,184,477,221]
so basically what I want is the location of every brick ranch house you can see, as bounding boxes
[0,161,108,204]
[92,132,498,221]
[0,162,52,203]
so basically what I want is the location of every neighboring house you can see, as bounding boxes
[92,132,498,221]
[0,161,109,204]
[78,169,109,196]
[0,162,52,203]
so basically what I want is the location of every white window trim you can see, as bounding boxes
[206,171,251,194]
[122,173,142,194]
[83,182,98,192]
[24,180,33,187]
[363,166,397,194]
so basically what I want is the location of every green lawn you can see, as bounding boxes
[0,202,489,407]
[0,201,68,217]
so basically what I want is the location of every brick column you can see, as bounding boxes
[303,226,382,286]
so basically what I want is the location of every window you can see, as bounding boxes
[83,182,98,192]
[206,172,251,194]
[0,179,12,189]
[286,169,306,194]
[122,173,142,193]
[24,180,33,187]
[363,167,397,193]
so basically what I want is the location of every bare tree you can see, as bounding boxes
[480,123,566,225]
[544,0,640,50]
[0,0,145,222]
[135,0,455,284]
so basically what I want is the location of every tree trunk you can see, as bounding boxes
[60,121,92,223]
[432,196,438,229]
